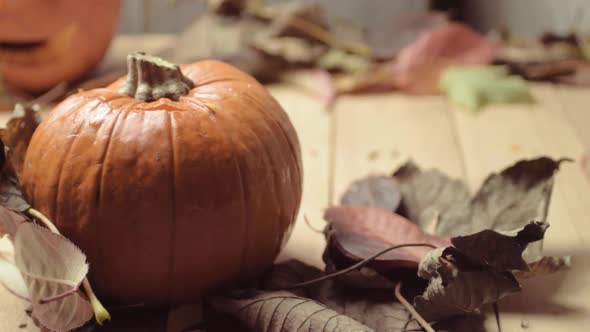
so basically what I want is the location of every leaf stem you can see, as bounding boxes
[394,282,434,332]
[25,208,111,325]
[83,278,111,325]
[26,208,59,233]
[303,214,324,234]
[493,302,502,332]
[280,243,436,290]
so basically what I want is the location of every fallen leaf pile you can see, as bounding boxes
[496,32,590,85]
[145,0,498,105]
[188,157,570,332]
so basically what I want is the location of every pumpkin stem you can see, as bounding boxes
[119,52,194,102]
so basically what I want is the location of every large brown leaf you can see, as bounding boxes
[393,157,565,243]
[213,290,374,332]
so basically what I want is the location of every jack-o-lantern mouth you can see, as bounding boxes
[0,23,78,65]
[0,41,46,51]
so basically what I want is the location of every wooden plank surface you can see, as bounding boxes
[270,85,331,268]
[331,93,466,204]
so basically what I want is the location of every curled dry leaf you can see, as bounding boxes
[324,206,450,268]
[451,221,548,271]
[340,175,402,212]
[214,290,373,332]
[414,222,550,322]
[0,104,41,179]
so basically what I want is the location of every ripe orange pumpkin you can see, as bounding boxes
[20,53,302,305]
[0,0,120,93]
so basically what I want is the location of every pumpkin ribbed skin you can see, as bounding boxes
[0,0,120,92]
[20,60,302,305]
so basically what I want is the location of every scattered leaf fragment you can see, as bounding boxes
[439,65,532,111]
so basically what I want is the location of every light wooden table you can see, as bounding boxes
[2,35,590,332]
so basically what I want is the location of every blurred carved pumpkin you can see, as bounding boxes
[0,0,120,93]
[21,53,302,305]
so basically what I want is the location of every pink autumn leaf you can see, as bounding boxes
[0,207,93,332]
[15,223,93,331]
[324,205,451,267]
[392,22,496,94]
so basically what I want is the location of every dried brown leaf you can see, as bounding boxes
[340,175,402,212]
[214,290,373,332]
[262,260,420,332]
[451,221,548,271]
[393,161,471,234]
[393,157,565,244]
[0,104,41,179]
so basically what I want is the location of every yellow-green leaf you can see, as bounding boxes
[439,65,533,112]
